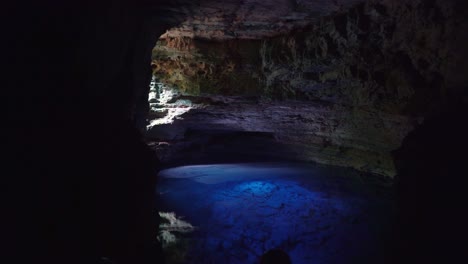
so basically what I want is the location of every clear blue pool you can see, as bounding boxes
[156,163,394,264]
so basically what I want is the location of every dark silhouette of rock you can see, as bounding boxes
[4,1,185,263]
[261,249,292,264]
[393,99,468,263]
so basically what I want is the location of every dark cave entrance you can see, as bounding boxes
[7,1,468,264]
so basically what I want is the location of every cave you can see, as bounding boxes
[5,0,468,264]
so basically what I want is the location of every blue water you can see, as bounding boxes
[156,163,394,264]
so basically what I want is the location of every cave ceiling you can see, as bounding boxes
[158,0,367,39]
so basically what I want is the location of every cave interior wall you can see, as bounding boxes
[148,0,468,177]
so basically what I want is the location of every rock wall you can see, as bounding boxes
[5,0,190,263]
[392,102,468,262]
[151,37,264,95]
[260,0,468,114]
[148,0,468,177]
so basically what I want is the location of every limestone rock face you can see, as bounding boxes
[148,0,468,177]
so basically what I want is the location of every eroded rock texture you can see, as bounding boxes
[160,0,366,40]
[149,0,468,177]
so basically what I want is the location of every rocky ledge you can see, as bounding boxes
[147,93,420,177]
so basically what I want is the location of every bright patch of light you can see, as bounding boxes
[146,79,204,129]
[147,104,193,127]
[158,212,195,248]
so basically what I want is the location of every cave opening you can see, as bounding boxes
[141,1,468,263]
[6,0,468,264]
